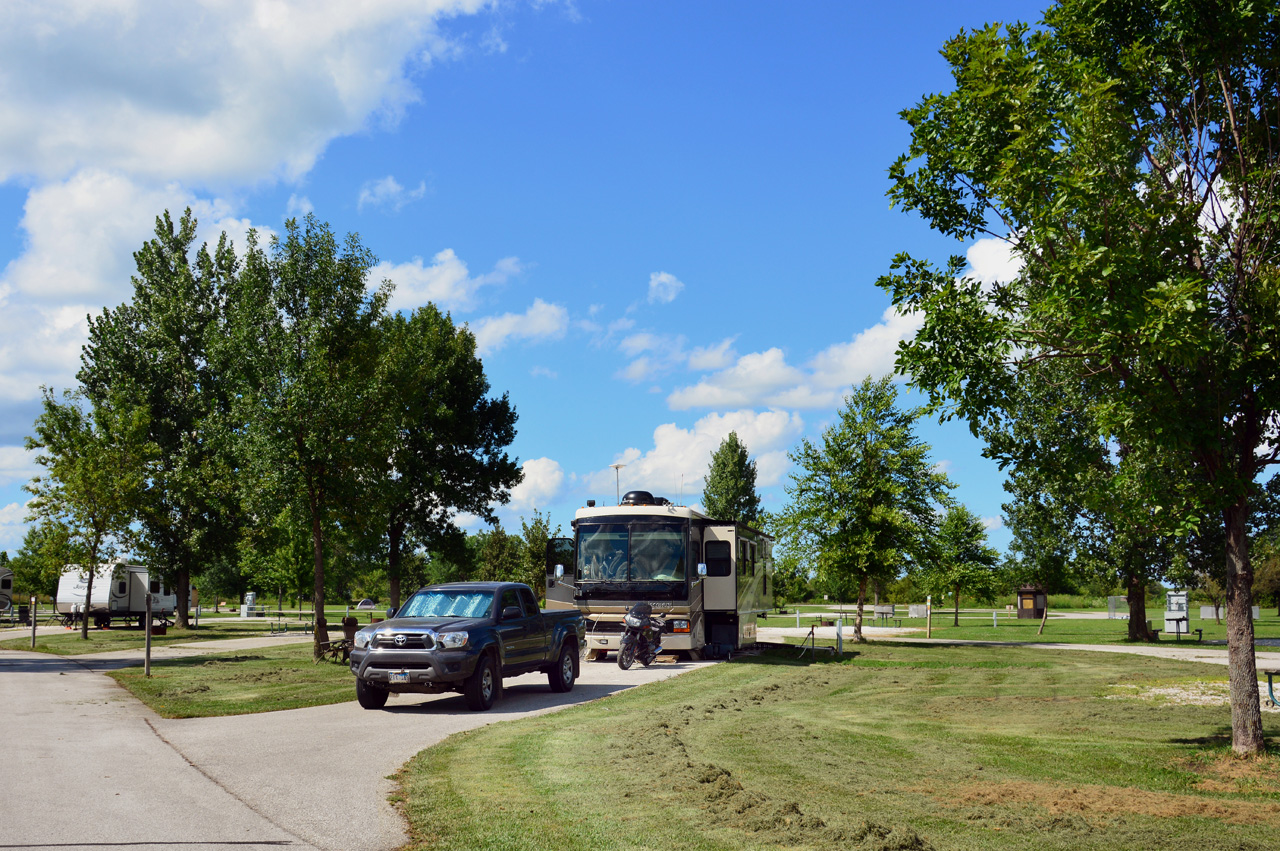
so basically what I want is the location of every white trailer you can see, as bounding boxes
[55,563,176,628]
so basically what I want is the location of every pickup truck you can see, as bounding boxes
[348,581,585,711]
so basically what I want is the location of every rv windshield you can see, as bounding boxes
[398,589,494,619]
[578,523,685,582]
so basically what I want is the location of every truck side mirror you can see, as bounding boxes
[501,605,523,621]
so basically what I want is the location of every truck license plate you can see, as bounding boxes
[390,671,409,684]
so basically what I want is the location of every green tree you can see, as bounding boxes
[702,432,761,525]
[879,0,1280,753]
[230,215,389,659]
[519,510,561,599]
[24,390,152,638]
[364,304,521,609]
[9,520,84,601]
[919,504,999,626]
[79,209,242,628]
[776,377,952,641]
[471,523,523,584]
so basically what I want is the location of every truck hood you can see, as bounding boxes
[371,616,485,633]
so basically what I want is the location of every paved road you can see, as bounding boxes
[0,637,715,851]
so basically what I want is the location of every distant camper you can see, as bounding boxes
[55,563,176,628]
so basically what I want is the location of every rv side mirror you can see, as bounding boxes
[697,563,708,577]
[554,564,565,579]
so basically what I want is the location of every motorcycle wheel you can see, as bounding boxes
[618,640,635,670]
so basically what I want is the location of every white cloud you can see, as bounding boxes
[530,366,557,379]
[0,500,31,552]
[982,515,1004,531]
[688,337,738,371]
[647,271,684,304]
[287,194,314,216]
[506,457,565,513]
[377,250,523,314]
[470,298,569,355]
[0,448,36,488]
[357,175,428,212]
[667,307,922,411]
[582,409,804,503]
[966,237,1022,286]
[0,1,493,184]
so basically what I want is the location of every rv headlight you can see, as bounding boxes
[436,631,469,649]
[624,614,644,628]
[671,619,690,633]
[353,630,373,649]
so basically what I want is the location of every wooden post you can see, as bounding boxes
[1037,602,1048,636]
[144,593,152,678]
[30,596,36,649]
[926,595,932,638]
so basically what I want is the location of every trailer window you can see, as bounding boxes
[150,579,160,594]
[118,581,127,595]
[705,541,731,577]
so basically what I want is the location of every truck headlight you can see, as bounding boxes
[436,631,469,649]
[353,629,373,649]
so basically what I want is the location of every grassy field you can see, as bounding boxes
[396,644,1280,851]
[0,620,300,655]
[766,609,1280,645]
[106,643,354,718]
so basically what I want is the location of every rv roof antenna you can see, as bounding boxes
[679,473,684,506]
[609,463,626,505]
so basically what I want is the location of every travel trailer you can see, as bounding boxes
[546,490,772,659]
[55,563,176,627]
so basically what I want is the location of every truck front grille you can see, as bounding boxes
[373,633,435,650]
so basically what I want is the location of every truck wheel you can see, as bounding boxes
[464,654,497,711]
[549,642,577,693]
[356,678,388,710]
[618,640,635,670]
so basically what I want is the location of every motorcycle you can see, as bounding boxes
[618,602,665,669]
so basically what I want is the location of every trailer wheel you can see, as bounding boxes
[94,614,110,629]
[356,678,388,709]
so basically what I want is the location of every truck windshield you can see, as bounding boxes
[577,523,685,582]
[399,590,493,619]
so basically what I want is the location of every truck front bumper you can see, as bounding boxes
[349,647,479,692]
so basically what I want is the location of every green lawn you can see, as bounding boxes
[0,620,290,655]
[396,644,1280,851]
[764,609,1280,645]
[106,643,354,717]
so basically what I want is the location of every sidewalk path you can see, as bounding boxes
[0,637,714,851]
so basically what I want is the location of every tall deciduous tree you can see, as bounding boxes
[24,390,151,638]
[230,215,389,658]
[879,0,1280,753]
[365,305,520,609]
[703,432,762,525]
[776,377,952,642]
[920,504,999,627]
[10,520,84,601]
[79,209,242,628]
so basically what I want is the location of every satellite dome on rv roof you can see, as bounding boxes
[620,490,671,506]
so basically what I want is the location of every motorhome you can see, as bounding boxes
[55,563,176,628]
[546,490,772,659]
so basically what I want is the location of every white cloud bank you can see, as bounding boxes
[471,299,570,356]
[506,457,566,513]
[667,307,923,410]
[582,409,804,503]
[377,251,523,314]
[358,176,428,213]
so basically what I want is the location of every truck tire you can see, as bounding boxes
[548,642,577,693]
[464,653,497,711]
[356,678,388,710]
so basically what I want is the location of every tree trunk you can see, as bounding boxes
[954,583,961,627]
[853,576,867,643]
[388,520,404,611]
[1126,573,1152,641]
[311,511,328,658]
[80,567,94,640]
[1223,499,1265,755]
[174,567,190,629]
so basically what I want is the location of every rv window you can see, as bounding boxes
[705,541,731,577]
[150,580,160,594]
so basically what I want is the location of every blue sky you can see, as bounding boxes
[0,0,1045,557]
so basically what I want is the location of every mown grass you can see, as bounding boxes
[765,609,1280,644]
[0,620,297,655]
[106,643,354,717]
[396,644,1280,851]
